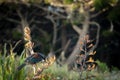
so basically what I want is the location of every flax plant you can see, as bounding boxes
[0,43,26,80]
[71,34,97,79]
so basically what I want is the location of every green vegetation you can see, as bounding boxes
[0,44,26,80]
[0,44,120,80]
[0,0,120,80]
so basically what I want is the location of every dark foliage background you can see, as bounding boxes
[0,0,120,70]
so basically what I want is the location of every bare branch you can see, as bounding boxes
[12,40,22,51]
[33,4,67,19]
[63,39,71,52]
[46,15,57,48]
[66,15,90,64]
[29,17,35,25]
[31,25,50,41]
[61,39,71,57]
[17,10,24,20]
[57,39,71,65]
[72,25,82,34]
[6,18,20,24]
[17,9,29,27]
[91,8,108,18]
[54,48,63,54]
[88,21,100,53]
[110,21,114,32]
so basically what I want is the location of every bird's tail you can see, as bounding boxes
[17,63,26,71]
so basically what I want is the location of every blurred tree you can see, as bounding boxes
[0,0,120,69]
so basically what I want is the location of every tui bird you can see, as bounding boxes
[17,52,46,71]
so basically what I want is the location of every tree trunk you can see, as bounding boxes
[66,15,89,65]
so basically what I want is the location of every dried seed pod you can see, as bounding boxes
[24,26,31,41]
[86,57,94,63]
